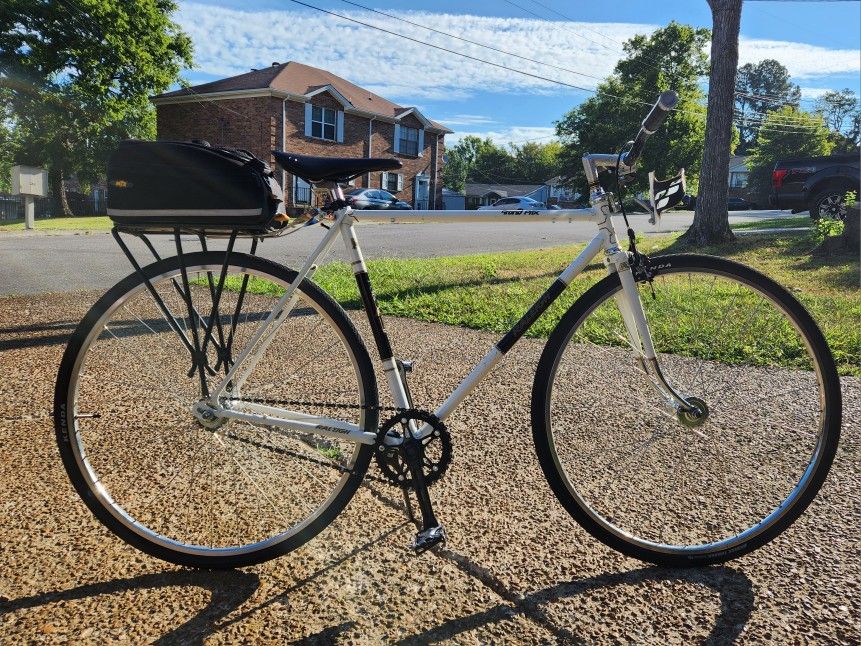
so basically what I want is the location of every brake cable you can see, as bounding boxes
[615,148,656,298]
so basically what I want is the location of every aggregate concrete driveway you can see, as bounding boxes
[0,290,858,643]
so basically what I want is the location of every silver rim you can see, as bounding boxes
[819,195,846,219]
[546,266,828,555]
[65,261,368,557]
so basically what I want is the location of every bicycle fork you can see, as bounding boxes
[609,254,703,419]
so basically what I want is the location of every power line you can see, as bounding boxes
[282,0,650,104]
[335,0,608,86]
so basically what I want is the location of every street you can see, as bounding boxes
[0,210,796,295]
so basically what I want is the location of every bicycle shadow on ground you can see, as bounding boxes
[0,569,259,645]
[396,565,754,645]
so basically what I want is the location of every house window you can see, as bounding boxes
[730,171,748,188]
[382,172,402,193]
[294,176,311,204]
[311,106,336,141]
[399,126,419,156]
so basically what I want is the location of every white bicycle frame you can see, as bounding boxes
[205,153,693,446]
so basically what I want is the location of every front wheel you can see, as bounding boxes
[54,251,379,568]
[531,254,841,566]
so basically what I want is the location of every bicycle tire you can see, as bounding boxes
[531,253,841,566]
[54,251,379,568]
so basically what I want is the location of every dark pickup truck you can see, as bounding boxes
[770,153,859,219]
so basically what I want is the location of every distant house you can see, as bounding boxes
[152,61,452,209]
[729,155,750,189]
[464,178,578,209]
[441,187,465,210]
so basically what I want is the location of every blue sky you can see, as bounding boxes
[175,0,861,146]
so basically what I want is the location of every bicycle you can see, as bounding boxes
[54,92,841,569]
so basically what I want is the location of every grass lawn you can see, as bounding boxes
[730,215,811,230]
[315,231,858,377]
[215,228,859,377]
[0,216,112,232]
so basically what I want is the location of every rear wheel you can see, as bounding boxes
[55,251,378,568]
[532,254,841,566]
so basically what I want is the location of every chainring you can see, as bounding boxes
[375,409,452,488]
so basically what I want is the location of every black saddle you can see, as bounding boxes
[273,151,402,184]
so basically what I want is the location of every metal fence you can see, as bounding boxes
[0,192,107,220]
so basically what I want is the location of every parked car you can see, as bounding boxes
[345,188,411,210]
[770,153,860,220]
[727,196,758,210]
[680,195,758,210]
[477,196,548,211]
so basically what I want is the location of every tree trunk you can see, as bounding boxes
[49,166,72,217]
[681,0,742,245]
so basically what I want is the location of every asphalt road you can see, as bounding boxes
[0,210,794,295]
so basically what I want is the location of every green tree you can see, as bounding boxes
[556,21,709,199]
[511,141,563,184]
[442,135,521,191]
[0,92,14,192]
[735,59,801,152]
[747,106,833,201]
[0,0,192,215]
[815,89,861,151]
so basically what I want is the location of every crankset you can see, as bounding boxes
[375,409,450,554]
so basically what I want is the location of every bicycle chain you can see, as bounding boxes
[225,396,408,486]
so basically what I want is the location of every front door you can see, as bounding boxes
[414,174,430,210]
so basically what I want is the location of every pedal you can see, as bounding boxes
[412,524,446,554]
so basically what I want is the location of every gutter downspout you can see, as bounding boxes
[431,132,440,209]
[366,117,376,188]
[282,98,288,201]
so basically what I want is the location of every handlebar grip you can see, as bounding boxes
[622,91,679,167]
[641,90,678,133]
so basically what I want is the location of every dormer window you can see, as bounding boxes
[311,106,337,141]
[304,102,344,142]
[399,126,419,156]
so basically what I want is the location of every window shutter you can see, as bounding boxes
[304,103,312,137]
[393,124,401,154]
[336,111,344,143]
[397,174,403,192]
[417,129,424,157]
[381,172,387,189]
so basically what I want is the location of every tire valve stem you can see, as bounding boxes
[74,412,101,419]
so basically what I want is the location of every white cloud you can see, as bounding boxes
[799,87,831,100]
[446,126,558,148]
[176,3,649,101]
[176,3,860,103]
[738,39,860,80]
[438,114,499,126]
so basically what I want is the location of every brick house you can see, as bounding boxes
[152,61,451,209]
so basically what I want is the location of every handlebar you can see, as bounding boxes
[621,90,678,168]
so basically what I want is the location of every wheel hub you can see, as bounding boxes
[677,396,709,428]
[192,401,229,430]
